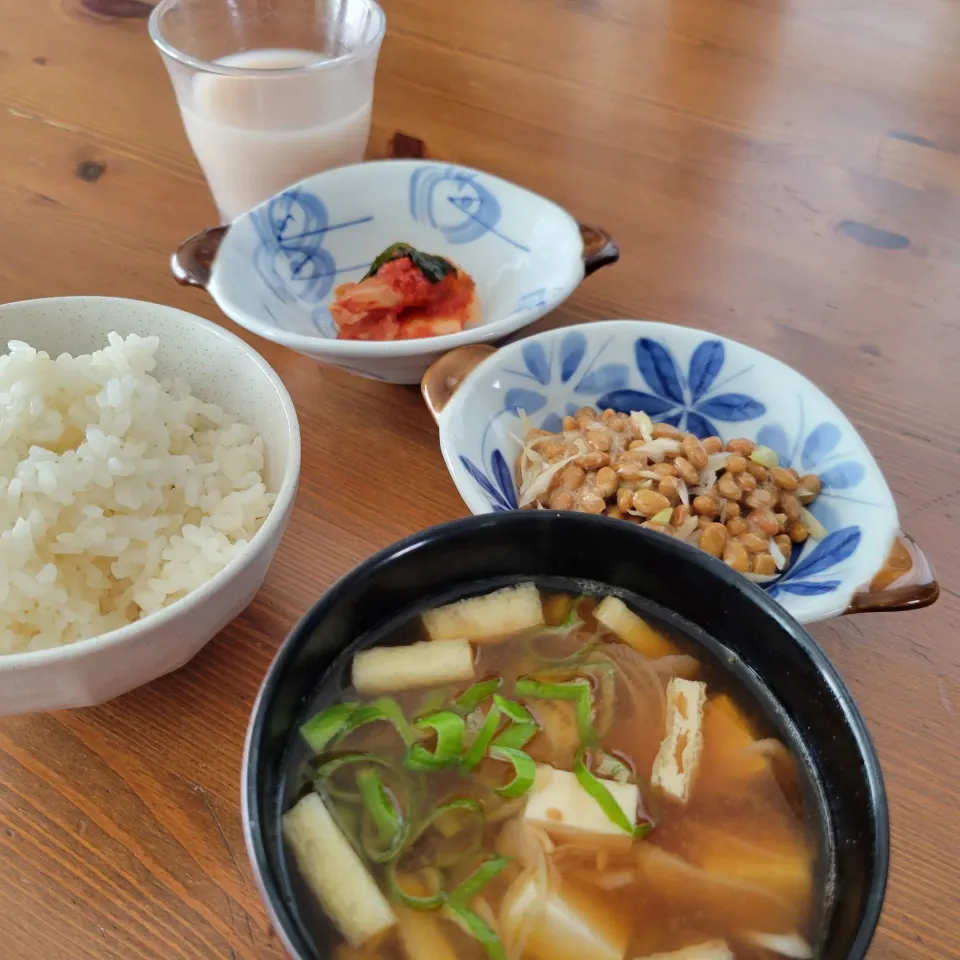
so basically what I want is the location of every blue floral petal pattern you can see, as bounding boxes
[685,410,720,440]
[559,331,587,383]
[595,390,678,417]
[774,580,842,597]
[688,341,725,401]
[504,388,547,416]
[522,342,551,385]
[696,394,766,421]
[635,339,685,405]
[756,425,791,465]
[575,364,631,395]
[782,527,861,580]
[459,455,516,511]
[819,462,866,490]
[801,423,841,470]
[541,413,563,433]
[489,450,516,507]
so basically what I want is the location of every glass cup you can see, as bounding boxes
[149,0,385,223]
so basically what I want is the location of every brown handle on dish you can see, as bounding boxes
[580,224,620,276]
[421,344,498,422]
[844,532,939,615]
[171,225,228,289]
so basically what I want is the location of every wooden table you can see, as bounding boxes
[1,0,958,957]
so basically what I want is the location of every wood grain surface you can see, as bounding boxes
[1,0,959,957]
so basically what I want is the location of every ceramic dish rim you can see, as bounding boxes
[208,159,587,358]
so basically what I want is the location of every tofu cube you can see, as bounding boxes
[652,677,707,804]
[524,764,638,843]
[503,874,629,960]
[422,582,545,642]
[352,639,474,696]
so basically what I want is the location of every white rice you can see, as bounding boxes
[0,332,274,655]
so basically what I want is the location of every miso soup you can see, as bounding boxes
[281,582,828,960]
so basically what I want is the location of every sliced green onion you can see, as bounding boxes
[651,507,674,524]
[357,768,407,862]
[449,854,510,904]
[492,695,534,724]
[336,696,419,747]
[573,749,648,838]
[411,798,484,848]
[456,678,503,714]
[462,704,501,771]
[583,658,617,739]
[413,688,450,720]
[492,720,538,750]
[514,677,583,700]
[406,711,466,771]
[560,595,585,627]
[750,445,779,468]
[300,702,357,753]
[489,746,537,798]
[442,902,507,960]
[386,860,446,910]
[514,677,596,746]
[542,640,599,668]
[594,750,632,783]
[357,768,400,844]
[314,752,398,802]
[388,798,486,904]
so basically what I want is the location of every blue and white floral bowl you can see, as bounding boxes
[422,320,938,625]
[171,161,618,384]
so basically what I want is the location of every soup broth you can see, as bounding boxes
[281,582,828,960]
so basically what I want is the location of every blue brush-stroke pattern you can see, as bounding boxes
[409,166,530,252]
[757,424,791,465]
[785,527,861,580]
[559,331,587,383]
[688,341,725,401]
[820,462,866,490]
[635,339,685,404]
[489,450,515,507]
[522,342,551,385]
[802,423,842,470]
[459,455,516,511]
[766,526,861,599]
[516,289,549,312]
[696,394,766,421]
[685,410,720,439]
[596,390,678,417]
[760,413,864,495]
[575,364,631,395]
[541,413,563,433]
[504,388,547,416]
[251,188,373,306]
[773,580,842,596]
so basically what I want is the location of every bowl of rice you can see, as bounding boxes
[0,296,300,714]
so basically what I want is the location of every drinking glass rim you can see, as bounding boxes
[148,0,386,76]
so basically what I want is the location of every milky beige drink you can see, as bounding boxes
[178,48,373,221]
